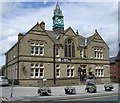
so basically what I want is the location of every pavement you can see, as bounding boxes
[0,83,119,102]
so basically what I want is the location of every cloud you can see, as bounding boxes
[0,1,118,68]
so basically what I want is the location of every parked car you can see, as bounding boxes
[0,76,9,86]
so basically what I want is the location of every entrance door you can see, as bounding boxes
[81,69,86,81]
[78,65,86,82]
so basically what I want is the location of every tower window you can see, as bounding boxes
[65,39,75,57]
[56,47,60,57]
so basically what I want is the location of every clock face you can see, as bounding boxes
[58,19,62,24]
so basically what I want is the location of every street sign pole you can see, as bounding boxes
[10,66,16,98]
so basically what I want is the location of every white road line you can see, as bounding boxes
[1,97,9,101]
[59,94,119,101]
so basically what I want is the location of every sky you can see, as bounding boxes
[0,0,119,68]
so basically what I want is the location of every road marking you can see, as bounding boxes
[59,94,119,101]
[1,97,9,101]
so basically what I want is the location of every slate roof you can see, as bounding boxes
[45,30,59,44]
[45,29,86,47]
[5,22,107,55]
[115,50,120,61]
[109,57,116,64]
[87,35,95,45]
[86,32,100,47]
[78,35,85,46]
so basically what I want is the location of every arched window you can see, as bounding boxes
[65,39,75,57]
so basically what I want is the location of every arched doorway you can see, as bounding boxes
[78,65,86,82]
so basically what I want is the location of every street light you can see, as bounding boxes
[43,78,47,87]
[10,65,16,98]
[78,66,82,81]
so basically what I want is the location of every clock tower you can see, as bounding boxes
[52,2,64,36]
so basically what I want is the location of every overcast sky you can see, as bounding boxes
[0,0,119,68]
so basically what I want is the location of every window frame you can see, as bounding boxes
[40,69,44,78]
[65,39,75,57]
[40,47,44,56]
[30,63,44,78]
[55,47,60,57]
[94,48,103,59]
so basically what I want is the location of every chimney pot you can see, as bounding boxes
[18,33,24,40]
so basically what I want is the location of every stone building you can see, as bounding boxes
[5,2,110,86]
[109,43,120,83]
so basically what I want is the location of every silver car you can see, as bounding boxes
[0,76,9,86]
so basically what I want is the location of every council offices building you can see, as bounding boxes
[5,2,110,86]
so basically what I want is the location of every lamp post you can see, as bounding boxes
[78,66,82,81]
[10,65,16,98]
[43,78,47,87]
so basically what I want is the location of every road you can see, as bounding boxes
[0,83,119,102]
[1,94,119,103]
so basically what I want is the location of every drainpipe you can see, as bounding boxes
[5,54,8,77]
[53,44,56,84]
[17,39,20,82]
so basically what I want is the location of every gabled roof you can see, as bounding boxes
[5,22,109,55]
[86,30,109,49]
[87,33,97,46]
[27,22,44,34]
[64,26,78,36]
[6,22,47,54]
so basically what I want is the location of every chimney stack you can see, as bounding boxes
[18,33,24,40]
[40,21,45,30]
